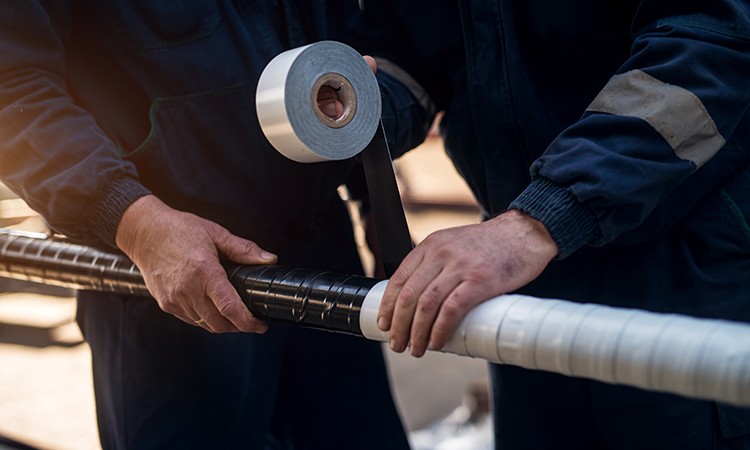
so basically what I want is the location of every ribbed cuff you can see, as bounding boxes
[88,176,151,248]
[509,178,600,259]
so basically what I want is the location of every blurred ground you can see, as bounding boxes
[0,137,490,449]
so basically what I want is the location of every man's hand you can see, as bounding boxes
[115,195,277,333]
[378,209,558,357]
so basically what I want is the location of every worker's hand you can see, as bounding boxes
[378,209,558,357]
[115,195,277,333]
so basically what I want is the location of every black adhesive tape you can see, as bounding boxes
[256,42,413,276]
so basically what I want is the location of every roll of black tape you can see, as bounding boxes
[256,41,412,276]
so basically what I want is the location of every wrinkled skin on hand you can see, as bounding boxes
[115,195,277,333]
[378,209,558,357]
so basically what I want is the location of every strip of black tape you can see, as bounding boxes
[358,123,413,277]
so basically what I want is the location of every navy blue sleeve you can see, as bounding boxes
[0,2,150,246]
[344,0,463,155]
[513,0,750,257]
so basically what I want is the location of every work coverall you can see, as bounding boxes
[0,2,408,449]
[352,0,750,448]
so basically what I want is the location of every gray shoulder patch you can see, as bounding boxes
[587,69,725,167]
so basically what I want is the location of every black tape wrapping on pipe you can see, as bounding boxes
[0,229,375,335]
[0,230,148,296]
[229,265,377,335]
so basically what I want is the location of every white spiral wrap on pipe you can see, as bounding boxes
[360,281,750,406]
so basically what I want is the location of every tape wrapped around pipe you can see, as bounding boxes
[360,281,750,406]
[256,41,382,163]
[0,229,749,406]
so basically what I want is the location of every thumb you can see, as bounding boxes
[211,226,277,265]
[364,55,377,74]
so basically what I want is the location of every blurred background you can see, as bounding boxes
[0,134,492,450]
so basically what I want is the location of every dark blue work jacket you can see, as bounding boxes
[0,4,412,449]
[353,0,750,304]
[353,0,750,438]
[0,1,359,265]
[357,0,750,257]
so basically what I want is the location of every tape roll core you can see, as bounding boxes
[256,41,381,163]
[311,72,357,129]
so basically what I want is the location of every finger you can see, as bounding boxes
[316,84,339,101]
[165,304,216,333]
[154,294,209,329]
[190,316,209,330]
[170,308,211,331]
[378,250,425,332]
[195,301,240,333]
[363,55,377,73]
[210,225,277,265]
[154,280,235,333]
[204,267,268,333]
[388,260,443,353]
[428,282,487,351]
[322,100,344,120]
[316,85,345,119]
[408,273,462,358]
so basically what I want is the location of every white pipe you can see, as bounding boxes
[360,280,750,407]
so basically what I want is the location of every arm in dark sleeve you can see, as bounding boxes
[0,2,150,246]
[344,0,463,156]
[511,0,750,257]
[377,70,431,158]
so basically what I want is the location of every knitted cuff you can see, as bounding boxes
[88,176,151,248]
[509,178,600,259]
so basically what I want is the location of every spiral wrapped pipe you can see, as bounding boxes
[1,228,749,406]
[0,229,373,335]
[0,229,148,296]
[229,264,377,335]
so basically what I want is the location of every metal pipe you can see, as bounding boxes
[1,229,749,406]
[0,229,373,335]
[0,229,148,296]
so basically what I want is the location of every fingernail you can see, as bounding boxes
[260,251,276,261]
[253,316,269,334]
[377,317,388,331]
[427,340,437,352]
[389,338,400,353]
